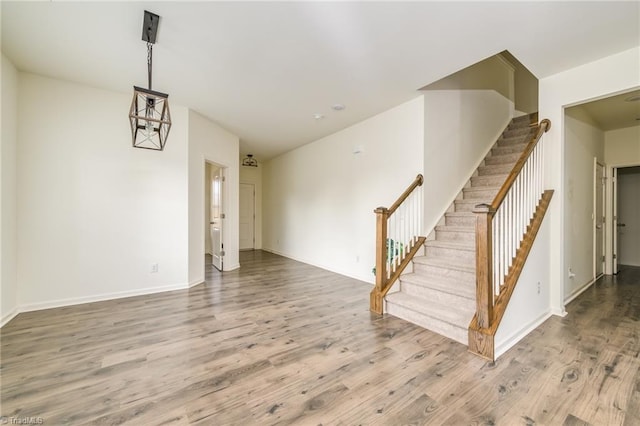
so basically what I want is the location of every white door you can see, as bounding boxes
[210,165,224,271]
[594,161,605,278]
[613,167,618,274]
[239,183,255,250]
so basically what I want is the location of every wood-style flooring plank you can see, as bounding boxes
[1,252,639,425]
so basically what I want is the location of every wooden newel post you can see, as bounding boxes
[370,207,389,314]
[473,203,495,329]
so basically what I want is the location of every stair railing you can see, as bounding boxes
[370,174,426,314]
[469,119,553,359]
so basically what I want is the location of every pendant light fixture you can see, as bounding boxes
[242,154,258,167]
[129,11,171,151]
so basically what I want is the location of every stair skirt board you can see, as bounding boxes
[384,113,538,346]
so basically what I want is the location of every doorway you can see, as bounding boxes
[614,165,640,273]
[206,162,225,271]
[239,183,255,250]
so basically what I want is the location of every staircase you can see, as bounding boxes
[385,114,538,344]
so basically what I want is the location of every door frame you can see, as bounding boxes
[593,159,605,279]
[607,161,640,275]
[205,160,226,272]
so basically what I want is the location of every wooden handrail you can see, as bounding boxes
[370,174,425,314]
[469,190,554,360]
[388,174,424,216]
[469,116,552,360]
[490,119,550,211]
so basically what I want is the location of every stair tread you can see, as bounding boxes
[445,211,475,217]
[424,239,474,250]
[463,186,500,193]
[412,255,475,272]
[455,199,493,206]
[386,293,474,329]
[400,273,475,299]
[434,225,474,233]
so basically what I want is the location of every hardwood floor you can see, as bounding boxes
[1,252,639,425]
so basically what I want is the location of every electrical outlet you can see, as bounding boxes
[151,263,159,273]
[356,255,360,263]
[537,282,541,294]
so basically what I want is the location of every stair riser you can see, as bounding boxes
[412,262,475,284]
[471,175,507,187]
[478,164,513,176]
[435,230,475,244]
[400,282,476,310]
[508,123,532,131]
[386,303,468,344]
[463,188,497,200]
[498,136,530,147]
[492,144,527,156]
[425,245,475,263]
[485,153,520,166]
[445,215,476,227]
[503,128,534,138]
[454,201,479,213]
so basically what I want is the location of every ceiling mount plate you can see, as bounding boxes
[142,10,160,44]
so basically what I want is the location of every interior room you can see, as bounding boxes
[1,2,639,424]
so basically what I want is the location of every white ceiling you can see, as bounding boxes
[570,89,640,131]
[2,2,639,160]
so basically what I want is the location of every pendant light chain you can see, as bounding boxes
[147,42,153,91]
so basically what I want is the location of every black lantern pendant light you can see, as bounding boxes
[242,154,258,167]
[129,11,171,151]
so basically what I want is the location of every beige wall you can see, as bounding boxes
[16,72,190,310]
[188,110,240,283]
[263,96,424,283]
[1,54,19,325]
[423,55,515,103]
[539,46,640,315]
[563,114,604,301]
[605,125,640,166]
[423,90,513,234]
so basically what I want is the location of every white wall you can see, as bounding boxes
[263,96,424,283]
[563,114,604,301]
[423,90,514,233]
[539,46,640,315]
[495,208,551,358]
[424,56,515,104]
[240,162,263,249]
[17,73,190,310]
[188,110,240,284]
[605,126,640,166]
[1,54,19,325]
[617,169,640,266]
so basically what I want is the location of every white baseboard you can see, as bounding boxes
[1,306,20,328]
[494,310,552,359]
[551,307,568,317]
[262,248,373,285]
[564,278,596,305]
[189,279,204,288]
[19,282,190,314]
[223,263,240,272]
